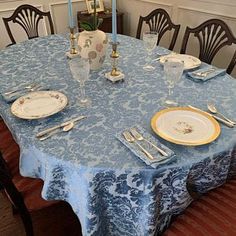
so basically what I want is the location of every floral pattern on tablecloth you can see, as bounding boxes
[0,34,236,235]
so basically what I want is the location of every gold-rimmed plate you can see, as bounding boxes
[11,91,68,119]
[151,107,221,146]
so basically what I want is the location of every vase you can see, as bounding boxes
[77,30,108,70]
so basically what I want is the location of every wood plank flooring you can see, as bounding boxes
[0,192,82,236]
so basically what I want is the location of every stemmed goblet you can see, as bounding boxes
[163,57,184,106]
[69,57,91,107]
[143,31,158,71]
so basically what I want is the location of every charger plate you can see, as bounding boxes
[151,107,221,146]
[159,54,201,70]
[11,91,68,119]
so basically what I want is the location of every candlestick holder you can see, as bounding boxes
[66,27,78,59]
[105,42,124,83]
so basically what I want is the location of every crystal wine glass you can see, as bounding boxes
[163,57,184,106]
[69,57,91,107]
[143,31,158,71]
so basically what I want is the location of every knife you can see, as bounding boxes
[188,106,234,128]
[3,83,37,95]
[36,116,87,138]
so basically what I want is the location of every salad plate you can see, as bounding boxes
[11,91,68,119]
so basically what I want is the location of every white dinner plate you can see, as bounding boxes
[159,54,201,70]
[11,91,68,119]
[151,107,221,146]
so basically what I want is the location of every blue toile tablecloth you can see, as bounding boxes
[0,34,236,235]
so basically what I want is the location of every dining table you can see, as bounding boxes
[0,33,236,236]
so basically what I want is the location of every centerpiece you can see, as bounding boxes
[77,0,108,70]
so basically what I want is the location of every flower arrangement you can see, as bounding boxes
[80,0,103,31]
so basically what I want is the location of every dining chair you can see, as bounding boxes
[0,120,81,236]
[180,19,236,67]
[163,178,236,235]
[227,50,236,74]
[2,4,54,45]
[136,8,180,50]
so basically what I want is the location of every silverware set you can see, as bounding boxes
[207,103,236,125]
[189,105,235,128]
[191,68,216,77]
[36,116,87,141]
[123,128,169,161]
[4,83,42,97]
[153,52,172,62]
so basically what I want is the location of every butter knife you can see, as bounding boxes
[36,116,87,138]
[188,106,234,128]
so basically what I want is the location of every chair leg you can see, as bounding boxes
[11,204,19,215]
[17,205,34,236]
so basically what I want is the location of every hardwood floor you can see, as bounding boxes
[0,192,82,236]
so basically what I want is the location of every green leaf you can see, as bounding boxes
[79,1,104,31]
[80,22,94,31]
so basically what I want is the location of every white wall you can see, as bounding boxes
[117,0,236,76]
[0,0,111,48]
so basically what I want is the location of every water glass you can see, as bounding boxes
[69,57,91,107]
[143,31,158,71]
[163,58,184,106]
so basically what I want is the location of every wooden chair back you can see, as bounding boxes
[0,152,33,236]
[3,4,54,45]
[227,50,236,74]
[180,19,236,66]
[136,8,180,50]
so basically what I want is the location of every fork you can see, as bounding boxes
[130,128,169,157]
[123,131,154,160]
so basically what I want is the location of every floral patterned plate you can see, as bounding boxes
[151,107,221,146]
[11,91,68,119]
[159,54,201,70]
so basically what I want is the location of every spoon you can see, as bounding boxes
[39,122,74,141]
[207,104,236,125]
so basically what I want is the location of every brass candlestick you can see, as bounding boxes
[110,42,121,76]
[69,27,78,55]
[105,42,124,82]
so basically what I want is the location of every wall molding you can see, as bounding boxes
[48,0,84,32]
[178,6,236,22]
[49,0,84,8]
[0,0,22,2]
[135,0,236,7]
[133,0,174,20]
[0,4,43,13]
[134,0,172,8]
[195,0,236,7]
